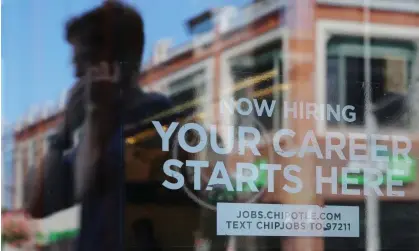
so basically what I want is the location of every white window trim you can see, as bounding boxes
[316,20,419,137]
[317,0,419,14]
[27,138,35,168]
[220,28,286,142]
[154,58,215,126]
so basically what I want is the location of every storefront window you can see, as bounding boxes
[3,1,419,251]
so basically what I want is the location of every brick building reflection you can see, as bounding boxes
[12,0,419,250]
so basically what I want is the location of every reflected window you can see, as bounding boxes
[229,40,283,132]
[168,69,207,117]
[326,36,416,128]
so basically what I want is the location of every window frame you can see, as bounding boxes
[316,20,419,137]
[326,36,415,129]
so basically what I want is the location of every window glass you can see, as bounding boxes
[230,41,283,131]
[326,36,416,129]
[168,69,207,116]
[3,1,419,251]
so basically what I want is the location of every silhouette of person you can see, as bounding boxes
[23,2,178,250]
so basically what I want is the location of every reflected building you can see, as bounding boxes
[13,100,63,208]
[137,0,419,250]
[12,0,419,250]
[2,123,14,209]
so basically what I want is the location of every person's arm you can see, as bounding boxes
[73,109,120,200]
[73,68,121,200]
[24,129,75,218]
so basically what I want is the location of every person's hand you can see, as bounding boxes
[62,62,120,129]
[84,62,120,114]
[83,62,121,140]
[57,62,121,147]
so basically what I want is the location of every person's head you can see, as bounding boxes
[65,1,144,79]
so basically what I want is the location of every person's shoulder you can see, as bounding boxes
[124,92,178,134]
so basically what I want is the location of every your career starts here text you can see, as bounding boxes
[152,98,412,197]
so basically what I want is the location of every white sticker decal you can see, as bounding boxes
[217,203,359,237]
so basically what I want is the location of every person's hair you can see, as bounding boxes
[65,1,144,65]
